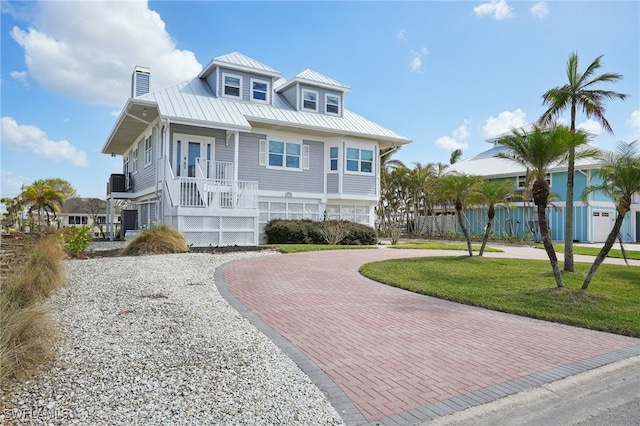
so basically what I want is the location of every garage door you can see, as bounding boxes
[592,211,614,242]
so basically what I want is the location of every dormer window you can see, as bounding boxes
[302,89,318,112]
[326,94,340,115]
[251,79,269,103]
[223,73,242,99]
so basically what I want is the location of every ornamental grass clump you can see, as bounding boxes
[120,225,189,256]
[0,235,63,381]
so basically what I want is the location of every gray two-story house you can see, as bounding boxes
[102,52,411,246]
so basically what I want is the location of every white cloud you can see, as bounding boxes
[530,2,549,19]
[1,117,89,167]
[483,109,527,138]
[577,119,602,136]
[397,29,406,40]
[10,71,28,87]
[0,170,30,200]
[474,0,516,20]
[627,110,640,128]
[10,1,202,107]
[435,136,469,151]
[452,119,471,141]
[409,47,428,73]
[435,119,471,152]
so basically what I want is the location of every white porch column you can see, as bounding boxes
[233,131,239,182]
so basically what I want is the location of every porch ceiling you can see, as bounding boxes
[102,99,159,155]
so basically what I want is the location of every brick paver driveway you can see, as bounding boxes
[216,248,640,425]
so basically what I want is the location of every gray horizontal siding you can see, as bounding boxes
[343,174,376,196]
[327,174,339,193]
[281,85,297,109]
[132,134,155,191]
[238,133,324,193]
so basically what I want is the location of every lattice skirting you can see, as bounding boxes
[167,215,258,247]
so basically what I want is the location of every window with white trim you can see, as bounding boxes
[302,89,318,112]
[69,215,88,225]
[346,147,373,173]
[268,140,301,169]
[517,174,551,188]
[329,146,339,171]
[222,73,242,98]
[251,79,268,103]
[132,148,138,173]
[144,135,152,166]
[326,94,340,115]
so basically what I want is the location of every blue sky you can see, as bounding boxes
[1,1,639,204]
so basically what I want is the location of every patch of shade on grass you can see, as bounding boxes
[360,256,640,337]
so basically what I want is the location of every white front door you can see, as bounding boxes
[173,134,214,178]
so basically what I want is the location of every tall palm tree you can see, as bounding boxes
[580,141,640,289]
[496,124,576,288]
[20,181,66,228]
[539,52,628,272]
[438,172,481,256]
[450,148,463,165]
[476,180,516,256]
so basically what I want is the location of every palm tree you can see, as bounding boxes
[539,52,628,272]
[496,124,577,288]
[580,141,640,289]
[476,180,516,256]
[438,172,481,256]
[450,148,463,165]
[20,181,66,228]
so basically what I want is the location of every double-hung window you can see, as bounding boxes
[144,135,152,166]
[346,147,374,173]
[251,79,268,103]
[132,148,138,173]
[223,73,242,99]
[302,89,318,112]
[269,141,301,169]
[329,147,339,171]
[326,94,340,115]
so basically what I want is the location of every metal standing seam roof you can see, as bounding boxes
[198,52,282,79]
[447,144,611,177]
[137,78,410,143]
[276,68,352,93]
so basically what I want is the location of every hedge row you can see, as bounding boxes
[264,219,377,245]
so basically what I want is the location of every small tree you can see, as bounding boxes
[580,141,640,289]
[476,180,516,256]
[438,172,481,256]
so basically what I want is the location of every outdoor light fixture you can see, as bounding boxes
[142,108,148,117]
[111,153,116,157]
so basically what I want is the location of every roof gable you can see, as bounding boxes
[276,68,351,94]
[199,52,282,79]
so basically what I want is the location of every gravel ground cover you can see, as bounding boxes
[1,251,344,425]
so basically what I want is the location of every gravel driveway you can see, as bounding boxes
[1,252,343,425]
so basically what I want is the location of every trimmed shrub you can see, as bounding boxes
[264,219,376,245]
[120,225,189,256]
[59,226,93,257]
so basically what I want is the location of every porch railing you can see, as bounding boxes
[173,177,258,209]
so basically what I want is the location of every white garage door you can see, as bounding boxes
[592,211,615,242]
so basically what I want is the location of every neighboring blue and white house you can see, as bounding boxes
[102,53,411,246]
[447,135,640,243]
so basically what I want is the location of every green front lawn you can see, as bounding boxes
[536,244,640,261]
[390,242,503,253]
[267,244,378,253]
[360,256,640,337]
